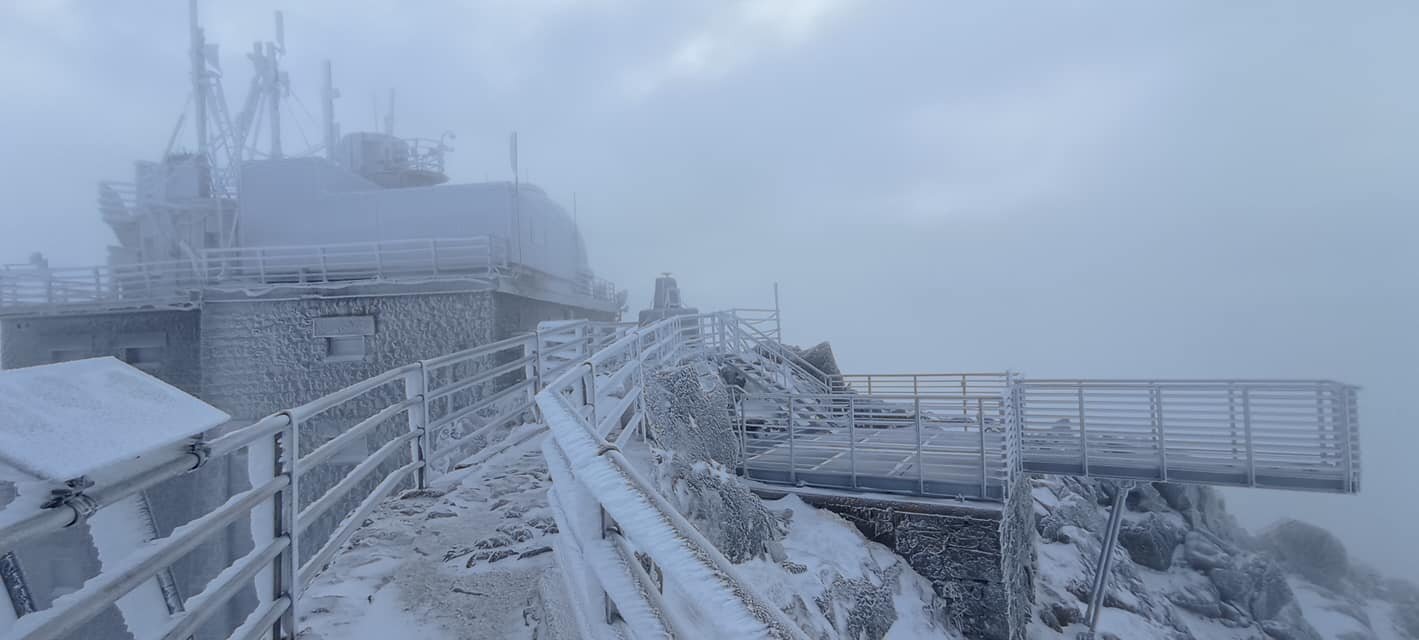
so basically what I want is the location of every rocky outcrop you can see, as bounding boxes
[1027,476,1417,639]
[643,361,784,563]
[1261,518,1350,592]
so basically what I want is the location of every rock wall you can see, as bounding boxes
[0,310,201,395]
[755,486,1034,640]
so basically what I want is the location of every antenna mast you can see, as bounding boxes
[322,60,339,159]
[189,0,208,156]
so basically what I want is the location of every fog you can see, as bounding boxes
[2,1,1415,578]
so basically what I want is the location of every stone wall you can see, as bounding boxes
[0,310,201,395]
[755,487,1034,640]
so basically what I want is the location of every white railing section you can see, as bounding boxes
[0,236,622,314]
[738,390,1014,500]
[1016,379,1361,493]
[201,237,507,288]
[536,312,809,640]
[0,304,1365,640]
[0,333,537,640]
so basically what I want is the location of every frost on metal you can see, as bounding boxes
[643,361,784,564]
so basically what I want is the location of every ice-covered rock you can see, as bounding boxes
[1118,513,1186,571]
[1029,478,1416,640]
[1261,519,1350,592]
[644,361,783,562]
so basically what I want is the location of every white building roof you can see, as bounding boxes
[0,357,229,480]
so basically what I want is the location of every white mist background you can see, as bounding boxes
[1,1,1415,577]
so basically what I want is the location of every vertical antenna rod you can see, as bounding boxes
[384,89,396,136]
[266,12,284,158]
[189,0,208,156]
[322,60,339,160]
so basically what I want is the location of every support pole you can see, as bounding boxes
[1085,480,1132,634]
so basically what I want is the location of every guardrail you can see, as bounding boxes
[1016,379,1360,493]
[537,312,808,640]
[0,333,536,639]
[0,236,621,315]
[201,237,507,288]
[739,388,1014,500]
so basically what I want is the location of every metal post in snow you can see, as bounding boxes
[788,393,797,484]
[1086,480,1131,633]
[275,421,298,638]
[405,367,429,488]
[915,395,924,495]
[1153,383,1167,482]
[773,282,782,342]
[1243,388,1255,487]
[978,397,988,498]
[1078,384,1089,477]
[848,395,858,490]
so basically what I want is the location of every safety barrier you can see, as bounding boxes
[0,333,535,639]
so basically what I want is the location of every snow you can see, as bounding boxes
[0,357,229,479]
[86,494,174,638]
[734,494,960,639]
[298,426,576,640]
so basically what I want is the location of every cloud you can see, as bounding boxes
[623,0,856,98]
[895,62,1165,222]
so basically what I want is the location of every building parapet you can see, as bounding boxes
[0,235,619,317]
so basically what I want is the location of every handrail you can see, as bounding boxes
[0,324,538,639]
[536,312,809,639]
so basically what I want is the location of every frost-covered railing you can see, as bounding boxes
[1016,379,1361,493]
[200,236,507,288]
[0,333,537,640]
[738,389,1014,500]
[538,312,810,640]
[0,235,620,315]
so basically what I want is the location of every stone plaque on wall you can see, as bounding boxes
[313,315,375,337]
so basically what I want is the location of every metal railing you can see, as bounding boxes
[739,390,1013,500]
[1016,379,1361,493]
[201,237,507,288]
[0,236,621,315]
[0,333,536,639]
[537,312,808,640]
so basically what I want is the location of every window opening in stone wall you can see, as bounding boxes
[325,335,367,362]
[123,346,165,370]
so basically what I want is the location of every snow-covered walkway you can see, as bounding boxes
[297,425,578,640]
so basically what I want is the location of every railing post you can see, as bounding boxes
[773,282,782,342]
[1153,383,1167,482]
[787,393,797,484]
[1242,387,1256,487]
[405,366,429,489]
[848,395,857,490]
[1078,384,1089,476]
[257,248,267,283]
[275,419,298,638]
[318,246,329,282]
[978,397,988,498]
[914,395,924,495]
[429,238,441,274]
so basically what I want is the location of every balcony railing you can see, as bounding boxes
[0,236,618,315]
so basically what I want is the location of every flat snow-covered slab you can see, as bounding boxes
[0,357,229,480]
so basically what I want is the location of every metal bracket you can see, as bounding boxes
[40,476,100,525]
[186,437,213,470]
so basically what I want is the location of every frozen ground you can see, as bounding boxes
[297,424,577,640]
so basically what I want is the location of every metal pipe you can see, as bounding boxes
[1086,481,1130,632]
[8,476,288,640]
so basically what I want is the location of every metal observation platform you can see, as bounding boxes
[0,309,1360,639]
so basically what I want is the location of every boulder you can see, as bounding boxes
[1209,567,1254,608]
[792,341,842,378]
[1118,514,1187,571]
[1126,483,1171,513]
[1153,482,1194,512]
[1166,579,1222,618]
[1260,519,1350,592]
[1245,557,1298,622]
[1038,494,1106,544]
[1183,531,1232,571]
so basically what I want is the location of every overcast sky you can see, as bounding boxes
[2,1,1416,577]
